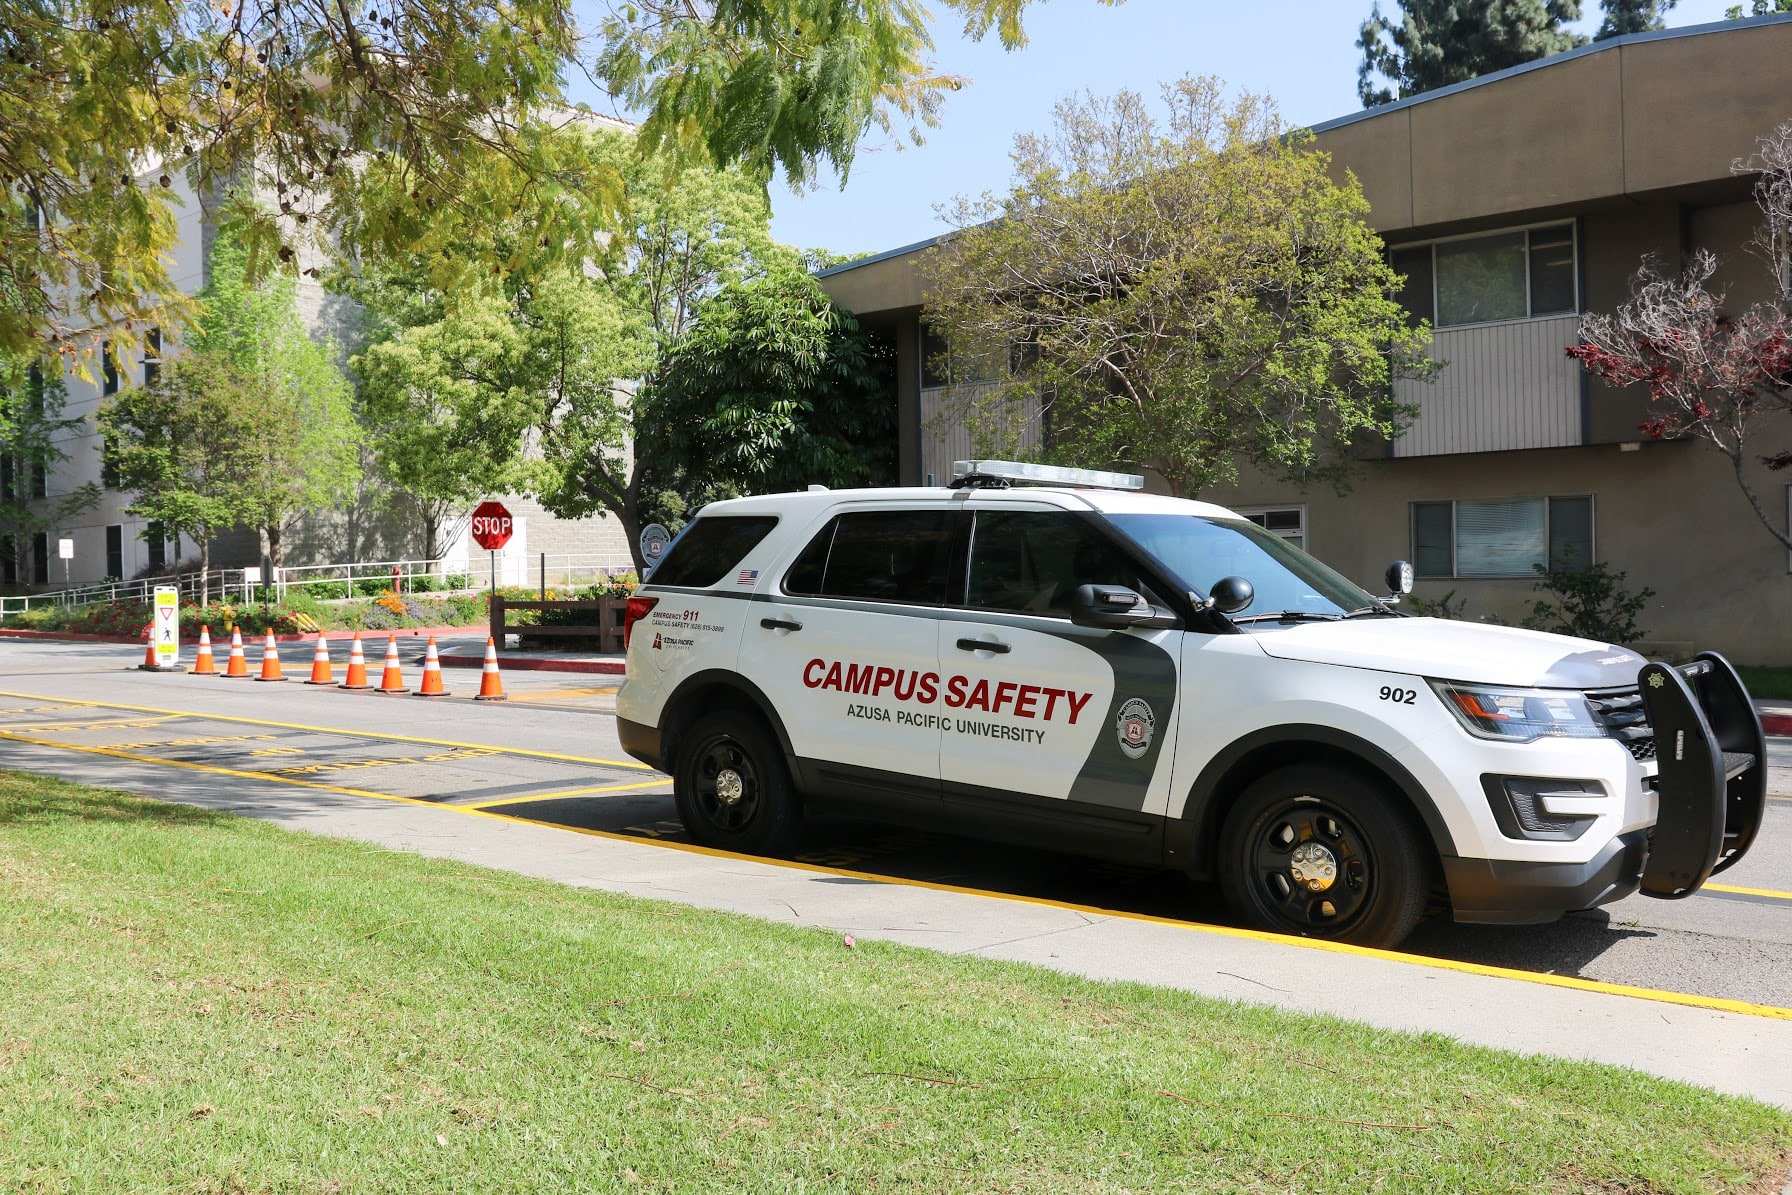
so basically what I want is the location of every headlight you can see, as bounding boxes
[1429,681,1604,743]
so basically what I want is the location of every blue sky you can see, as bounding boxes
[713,0,1744,256]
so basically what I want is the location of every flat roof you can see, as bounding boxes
[815,10,1792,280]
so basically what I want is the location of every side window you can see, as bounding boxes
[649,516,778,588]
[784,510,952,606]
[965,510,1155,618]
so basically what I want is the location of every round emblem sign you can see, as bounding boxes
[470,500,514,551]
[639,523,672,573]
[1115,697,1156,759]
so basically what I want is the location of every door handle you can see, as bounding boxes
[957,637,1010,654]
[761,617,802,632]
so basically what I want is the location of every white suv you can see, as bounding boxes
[616,462,1766,948]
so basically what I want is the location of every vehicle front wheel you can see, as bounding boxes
[673,710,801,856]
[1217,764,1430,949]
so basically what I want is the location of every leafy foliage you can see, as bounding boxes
[1595,0,1676,38]
[1568,122,1792,551]
[1357,1,1585,106]
[98,353,253,602]
[923,77,1431,497]
[4,0,1112,359]
[1725,0,1792,17]
[638,268,897,506]
[0,359,99,583]
[1524,562,1654,645]
[178,217,359,568]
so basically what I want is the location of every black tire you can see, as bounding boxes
[672,709,801,856]
[1216,764,1430,949]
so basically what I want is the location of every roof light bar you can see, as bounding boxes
[949,459,1146,491]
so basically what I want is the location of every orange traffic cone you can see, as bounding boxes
[191,625,217,676]
[473,637,507,702]
[304,636,334,685]
[338,633,372,690]
[413,636,450,698]
[374,635,408,694]
[138,638,160,670]
[221,626,250,679]
[254,630,286,682]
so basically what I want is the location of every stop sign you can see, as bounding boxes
[470,500,514,551]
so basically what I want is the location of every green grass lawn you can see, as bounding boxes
[1740,665,1792,703]
[0,772,1787,1193]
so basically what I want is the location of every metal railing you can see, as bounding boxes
[1,568,254,620]
[0,549,642,622]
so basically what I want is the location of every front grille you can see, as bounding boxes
[1585,686,1656,760]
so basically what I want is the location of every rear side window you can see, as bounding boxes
[649,516,778,587]
[783,510,953,606]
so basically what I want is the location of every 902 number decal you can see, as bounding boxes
[1379,686,1417,705]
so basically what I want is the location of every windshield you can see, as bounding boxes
[1108,514,1379,619]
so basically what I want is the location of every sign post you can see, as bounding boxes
[150,585,181,671]
[471,500,514,594]
[638,523,671,578]
[57,537,72,602]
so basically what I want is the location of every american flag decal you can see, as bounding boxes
[737,568,759,586]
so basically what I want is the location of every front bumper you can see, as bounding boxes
[1632,652,1767,897]
[1444,830,1648,924]
[1439,651,1767,922]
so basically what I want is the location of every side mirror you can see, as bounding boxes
[1071,584,1176,630]
[1208,575,1254,615]
[1385,560,1414,598]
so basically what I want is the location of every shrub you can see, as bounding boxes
[1405,589,1466,620]
[1523,563,1654,645]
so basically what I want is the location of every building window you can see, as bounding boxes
[1390,222,1578,329]
[1235,505,1306,551]
[1411,496,1594,579]
[0,536,13,585]
[106,524,123,580]
[142,327,161,386]
[102,342,119,395]
[31,531,48,584]
[147,521,166,570]
[0,454,11,501]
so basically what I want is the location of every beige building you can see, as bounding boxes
[817,13,1792,662]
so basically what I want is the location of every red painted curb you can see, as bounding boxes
[0,624,488,646]
[438,653,625,676]
[1763,713,1792,737]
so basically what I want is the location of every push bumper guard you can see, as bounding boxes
[1636,651,1767,898]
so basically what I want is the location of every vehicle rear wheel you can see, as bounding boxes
[1217,764,1430,949]
[673,710,801,856]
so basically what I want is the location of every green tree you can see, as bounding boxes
[1357,1,1585,106]
[98,354,253,603]
[924,78,1432,498]
[637,268,897,518]
[183,218,359,570]
[2,0,1113,360]
[0,359,99,586]
[1595,0,1675,38]
[351,290,541,566]
[1723,0,1791,18]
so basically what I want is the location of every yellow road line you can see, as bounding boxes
[467,780,674,810]
[0,689,649,771]
[6,724,1791,1024]
[1704,881,1792,902]
[509,686,620,702]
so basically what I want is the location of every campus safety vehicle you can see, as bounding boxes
[615,461,1766,947]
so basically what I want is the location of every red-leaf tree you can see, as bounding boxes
[1568,122,1792,551]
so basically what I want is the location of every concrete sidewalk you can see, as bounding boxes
[4,733,1789,1109]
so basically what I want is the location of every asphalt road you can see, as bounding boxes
[2,638,1788,1009]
